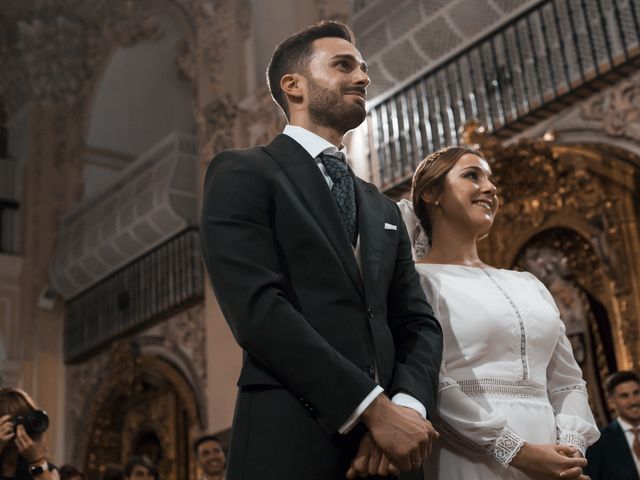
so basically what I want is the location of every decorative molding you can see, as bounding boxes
[197,94,238,155]
[160,304,207,386]
[581,72,640,142]
[17,17,99,105]
[66,345,113,464]
[4,1,166,109]
[234,0,252,39]
[175,37,196,84]
[103,0,164,48]
[237,88,285,147]
[66,303,207,467]
[188,0,234,85]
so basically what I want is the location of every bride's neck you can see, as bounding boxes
[422,227,483,267]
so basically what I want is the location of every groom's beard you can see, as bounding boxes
[307,77,367,134]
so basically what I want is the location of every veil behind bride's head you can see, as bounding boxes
[397,199,429,261]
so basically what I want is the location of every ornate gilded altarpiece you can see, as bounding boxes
[462,124,640,425]
[66,305,208,480]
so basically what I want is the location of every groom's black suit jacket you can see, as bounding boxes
[200,134,442,479]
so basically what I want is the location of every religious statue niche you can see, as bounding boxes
[513,229,618,426]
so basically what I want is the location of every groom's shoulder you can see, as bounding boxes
[356,177,400,209]
[211,144,268,163]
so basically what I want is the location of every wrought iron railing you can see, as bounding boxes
[367,0,640,191]
[64,228,204,363]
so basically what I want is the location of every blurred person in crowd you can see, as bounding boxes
[123,457,157,480]
[100,464,124,480]
[586,370,640,480]
[0,388,55,480]
[58,466,83,480]
[193,436,225,480]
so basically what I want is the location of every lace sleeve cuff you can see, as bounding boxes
[490,427,526,467]
[558,431,586,455]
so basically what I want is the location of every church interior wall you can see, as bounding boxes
[0,0,639,475]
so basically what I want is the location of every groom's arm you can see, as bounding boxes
[386,202,443,415]
[346,202,442,475]
[200,150,378,434]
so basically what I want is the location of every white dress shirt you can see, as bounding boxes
[282,124,427,434]
[617,417,640,474]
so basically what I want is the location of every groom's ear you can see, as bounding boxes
[281,73,305,105]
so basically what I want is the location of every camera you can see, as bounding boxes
[10,410,49,436]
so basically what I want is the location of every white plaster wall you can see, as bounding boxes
[248,0,332,94]
[86,11,195,168]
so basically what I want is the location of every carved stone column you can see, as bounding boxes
[11,15,100,463]
[176,0,252,435]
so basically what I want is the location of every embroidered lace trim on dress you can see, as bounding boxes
[490,427,526,467]
[558,431,586,455]
[482,269,530,380]
[434,416,526,467]
[549,383,588,396]
[455,378,547,398]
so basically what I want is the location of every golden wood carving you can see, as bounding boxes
[74,340,202,480]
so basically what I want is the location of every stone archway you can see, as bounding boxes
[464,124,640,420]
[77,341,203,480]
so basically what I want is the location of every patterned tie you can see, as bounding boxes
[320,153,358,247]
[632,427,640,459]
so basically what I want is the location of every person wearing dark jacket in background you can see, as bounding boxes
[586,371,640,480]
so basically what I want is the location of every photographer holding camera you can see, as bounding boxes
[0,388,54,480]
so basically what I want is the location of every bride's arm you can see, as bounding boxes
[436,360,525,467]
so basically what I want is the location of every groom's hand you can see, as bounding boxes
[345,432,400,478]
[360,394,439,472]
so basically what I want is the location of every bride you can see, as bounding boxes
[398,146,600,479]
[346,146,599,479]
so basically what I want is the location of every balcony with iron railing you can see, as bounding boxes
[64,227,203,363]
[366,0,640,194]
[50,132,202,362]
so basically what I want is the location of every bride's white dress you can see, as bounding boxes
[416,264,600,479]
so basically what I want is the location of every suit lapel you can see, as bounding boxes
[264,135,365,299]
[353,176,383,299]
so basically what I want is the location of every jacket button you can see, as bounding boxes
[367,306,374,319]
[365,366,375,379]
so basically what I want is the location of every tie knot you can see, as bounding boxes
[320,153,349,182]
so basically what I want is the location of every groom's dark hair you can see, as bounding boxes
[266,21,354,120]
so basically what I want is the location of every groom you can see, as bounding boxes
[200,21,442,479]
